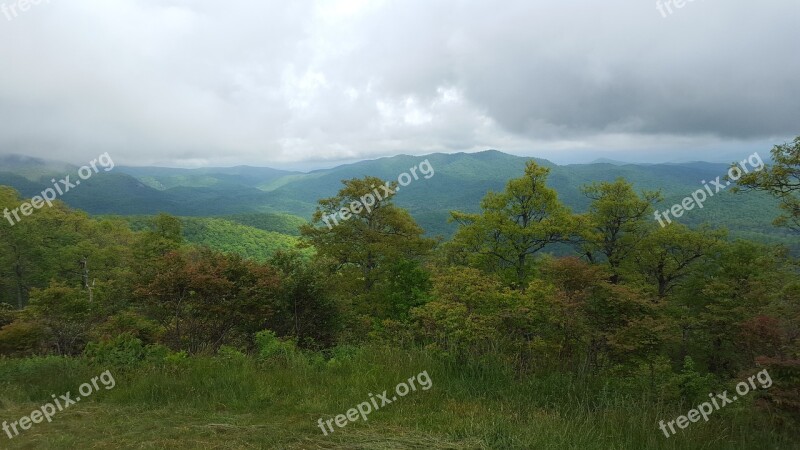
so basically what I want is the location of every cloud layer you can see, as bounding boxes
[0,0,797,167]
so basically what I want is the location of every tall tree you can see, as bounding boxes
[300,177,435,326]
[579,179,661,283]
[300,176,434,316]
[448,161,574,288]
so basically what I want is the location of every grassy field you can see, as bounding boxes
[0,349,796,450]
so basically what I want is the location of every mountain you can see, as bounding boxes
[116,166,299,190]
[0,154,75,179]
[0,151,794,250]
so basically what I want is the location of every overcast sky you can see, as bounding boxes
[0,0,797,169]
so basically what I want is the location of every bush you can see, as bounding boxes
[218,345,248,362]
[137,344,189,373]
[143,343,171,363]
[89,311,163,345]
[324,344,362,368]
[164,350,188,365]
[255,330,297,361]
[0,321,46,357]
[674,357,718,402]
[253,330,320,368]
[756,357,800,424]
[0,303,16,328]
[84,333,145,367]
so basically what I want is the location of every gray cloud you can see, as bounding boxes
[0,0,797,167]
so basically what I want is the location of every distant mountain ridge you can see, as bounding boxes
[588,158,633,166]
[0,150,793,249]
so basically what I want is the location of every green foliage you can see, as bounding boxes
[89,311,163,345]
[631,224,727,299]
[0,302,15,328]
[301,176,434,334]
[674,356,717,402]
[217,344,248,361]
[224,212,307,236]
[163,349,189,365]
[579,178,661,282]
[119,214,306,261]
[448,161,575,287]
[412,267,515,360]
[142,343,171,363]
[180,217,305,261]
[134,213,184,263]
[0,320,45,356]
[323,344,362,368]
[254,330,298,362]
[82,332,193,369]
[1,144,799,446]
[84,333,145,367]
[733,136,800,231]
[0,187,135,309]
[374,258,432,321]
[267,250,340,348]
[25,282,99,355]
[668,240,795,376]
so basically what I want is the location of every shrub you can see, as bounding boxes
[143,343,171,363]
[674,356,717,402]
[84,333,145,367]
[218,345,248,362]
[0,321,46,357]
[325,344,362,369]
[255,330,297,361]
[89,311,163,345]
[755,357,800,424]
[164,350,188,365]
[0,303,16,328]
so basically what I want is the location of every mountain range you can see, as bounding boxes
[0,151,794,250]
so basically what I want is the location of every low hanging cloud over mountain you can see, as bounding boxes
[0,0,797,167]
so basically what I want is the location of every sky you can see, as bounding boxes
[0,0,797,170]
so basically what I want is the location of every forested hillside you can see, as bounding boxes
[1,140,798,448]
[2,0,797,447]
[1,152,794,251]
[115,213,307,261]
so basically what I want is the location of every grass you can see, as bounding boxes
[0,349,796,449]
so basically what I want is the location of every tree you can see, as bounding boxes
[135,213,184,260]
[673,240,799,376]
[448,161,574,288]
[134,248,280,353]
[300,176,434,304]
[632,224,726,300]
[540,257,660,373]
[0,187,44,308]
[579,179,661,283]
[733,136,800,231]
[411,267,517,361]
[374,258,431,321]
[0,187,124,308]
[267,250,340,348]
[24,282,98,355]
